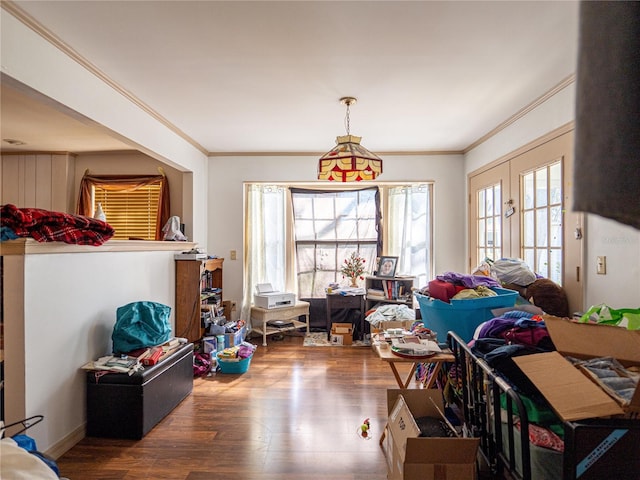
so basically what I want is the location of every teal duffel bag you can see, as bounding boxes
[112,301,172,354]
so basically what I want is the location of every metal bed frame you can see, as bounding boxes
[448,331,534,480]
[448,331,640,480]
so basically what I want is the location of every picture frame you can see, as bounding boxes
[377,256,398,277]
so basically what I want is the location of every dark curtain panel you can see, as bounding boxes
[574,1,640,229]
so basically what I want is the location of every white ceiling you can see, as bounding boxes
[1,1,580,155]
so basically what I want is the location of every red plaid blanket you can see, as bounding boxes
[1,204,114,246]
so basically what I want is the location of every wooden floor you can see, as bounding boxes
[56,333,419,480]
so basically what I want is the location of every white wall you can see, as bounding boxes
[1,10,208,244]
[584,217,640,309]
[3,246,182,455]
[465,84,577,175]
[207,153,465,310]
[464,82,640,310]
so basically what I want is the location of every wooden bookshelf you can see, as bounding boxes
[175,258,224,343]
[365,275,415,312]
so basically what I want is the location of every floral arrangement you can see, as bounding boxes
[340,251,366,284]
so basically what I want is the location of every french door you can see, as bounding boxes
[469,129,584,314]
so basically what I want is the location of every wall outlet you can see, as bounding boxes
[230,249,237,260]
[596,256,606,275]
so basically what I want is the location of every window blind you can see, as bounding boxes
[94,183,161,240]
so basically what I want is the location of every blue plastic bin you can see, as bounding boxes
[216,353,252,374]
[415,287,518,342]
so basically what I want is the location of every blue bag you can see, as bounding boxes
[112,301,172,354]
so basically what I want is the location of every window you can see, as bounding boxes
[77,173,170,240]
[242,182,433,313]
[291,188,380,298]
[93,183,161,240]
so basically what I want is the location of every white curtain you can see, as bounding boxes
[241,184,286,325]
[387,184,432,288]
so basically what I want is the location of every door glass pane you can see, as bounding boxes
[535,169,548,207]
[536,209,548,247]
[476,183,501,262]
[523,172,534,209]
[549,249,562,284]
[524,248,535,272]
[523,210,534,247]
[550,162,562,204]
[550,206,562,247]
[494,185,501,216]
[536,249,548,278]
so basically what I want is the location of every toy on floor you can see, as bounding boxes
[359,418,371,439]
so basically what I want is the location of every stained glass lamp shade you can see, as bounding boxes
[317,135,383,182]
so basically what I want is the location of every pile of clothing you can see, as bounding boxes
[1,203,114,246]
[473,258,570,317]
[470,309,565,454]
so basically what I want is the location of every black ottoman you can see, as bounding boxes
[86,343,193,439]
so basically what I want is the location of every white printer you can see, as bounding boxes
[254,283,296,309]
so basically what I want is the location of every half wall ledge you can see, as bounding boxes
[0,239,197,256]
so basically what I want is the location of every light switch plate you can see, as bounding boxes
[596,256,606,275]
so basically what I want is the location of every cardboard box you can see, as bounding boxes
[383,389,479,480]
[563,418,640,480]
[223,300,237,322]
[330,322,353,346]
[513,315,640,421]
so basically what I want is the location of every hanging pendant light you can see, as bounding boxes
[317,97,383,182]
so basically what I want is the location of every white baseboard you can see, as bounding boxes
[45,423,86,460]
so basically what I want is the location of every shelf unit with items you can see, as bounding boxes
[364,275,415,312]
[175,257,224,343]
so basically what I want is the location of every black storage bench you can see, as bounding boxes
[86,343,194,439]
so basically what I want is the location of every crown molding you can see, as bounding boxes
[464,74,576,154]
[208,150,464,157]
[2,1,208,156]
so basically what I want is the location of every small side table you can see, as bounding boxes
[326,293,365,340]
[250,301,310,346]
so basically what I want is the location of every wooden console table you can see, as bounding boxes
[250,301,310,346]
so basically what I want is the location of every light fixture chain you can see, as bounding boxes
[344,102,351,135]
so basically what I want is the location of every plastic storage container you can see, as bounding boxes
[216,353,252,374]
[415,287,518,342]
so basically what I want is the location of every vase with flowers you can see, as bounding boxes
[341,251,366,287]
